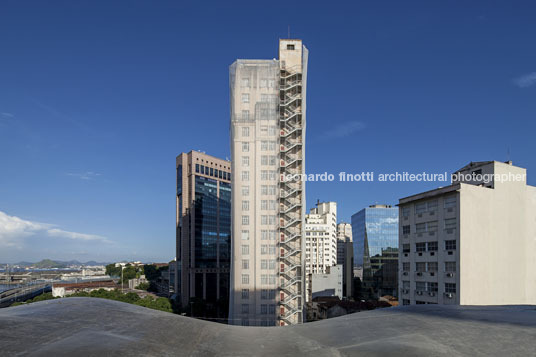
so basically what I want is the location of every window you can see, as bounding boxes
[427,241,438,251]
[402,225,410,235]
[444,195,456,208]
[416,282,426,291]
[241,93,249,103]
[242,186,249,196]
[261,289,268,299]
[445,218,456,230]
[261,170,269,180]
[241,156,249,167]
[269,304,275,314]
[241,78,250,88]
[195,164,199,173]
[241,245,249,255]
[241,304,249,314]
[287,44,295,50]
[241,274,249,284]
[416,262,426,272]
[241,171,249,181]
[242,127,249,137]
[260,79,267,88]
[261,260,268,269]
[445,283,456,293]
[242,289,249,299]
[402,262,410,271]
[427,221,438,232]
[445,262,456,272]
[416,223,426,233]
[427,282,438,292]
[268,126,276,136]
[241,230,249,240]
[261,245,268,255]
[261,304,267,315]
[403,299,410,306]
[242,200,249,211]
[427,200,438,212]
[261,274,268,284]
[402,281,410,289]
[261,230,268,240]
[242,259,249,269]
[241,319,249,326]
[416,242,426,252]
[402,244,410,253]
[427,262,438,272]
[402,207,410,217]
[415,203,426,215]
[242,142,249,152]
[261,155,268,165]
[241,110,249,120]
[445,240,456,250]
[416,301,426,304]
[242,215,249,225]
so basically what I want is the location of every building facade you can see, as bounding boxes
[304,202,338,301]
[337,223,353,298]
[398,161,536,306]
[351,205,399,298]
[309,265,343,301]
[175,151,232,312]
[229,39,308,326]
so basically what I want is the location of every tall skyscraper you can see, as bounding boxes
[337,222,353,298]
[229,39,308,326]
[304,202,338,301]
[175,151,232,316]
[399,161,536,306]
[351,205,399,298]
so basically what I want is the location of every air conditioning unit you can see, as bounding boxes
[446,273,454,278]
[445,293,453,299]
[416,291,423,295]
[430,272,435,276]
[416,272,423,276]
[402,289,409,294]
[403,272,408,276]
[429,292,436,297]
[430,252,435,256]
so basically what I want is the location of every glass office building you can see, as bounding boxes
[176,151,231,319]
[351,205,399,298]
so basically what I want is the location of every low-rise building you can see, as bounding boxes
[52,280,117,298]
[308,265,343,301]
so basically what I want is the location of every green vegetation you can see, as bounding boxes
[135,282,150,291]
[10,289,173,313]
[68,289,172,313]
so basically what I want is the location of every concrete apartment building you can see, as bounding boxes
[398,161,536,305]
[337,223,353,298]
[309,265,343,301]
[175,151,232,310]
[229,39,308,326]
[304,202,338,301]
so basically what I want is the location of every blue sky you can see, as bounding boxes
[1,0,535,263]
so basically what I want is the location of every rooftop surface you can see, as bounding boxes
[0,298,535,356]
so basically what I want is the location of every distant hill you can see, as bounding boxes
[4,259,110,267]
[33,259,66,269]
